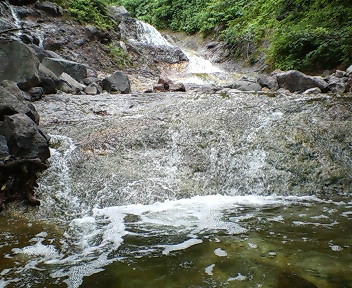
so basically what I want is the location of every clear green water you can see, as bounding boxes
[1,196,351,288]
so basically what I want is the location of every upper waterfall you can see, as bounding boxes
[134,20,174,47]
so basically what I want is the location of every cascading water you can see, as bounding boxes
[134,20,174,47]
[1,22,352,288]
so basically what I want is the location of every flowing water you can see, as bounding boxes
[1,22,352,288]
[1,90,351,288]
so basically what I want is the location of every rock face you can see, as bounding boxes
[42,57,88,83]
[0,39,40,90]
[276,70,328,93]
[0,83,50,211]
[1,113,50,161]
[101,71,131,94]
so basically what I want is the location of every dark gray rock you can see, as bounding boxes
[276,70,329,93]
[226,80,262,92]
[0,113,50,162]
[257,75,279,91]
[206,42,219,49]
[101,71,131,94]
[29,45,63,62]
[42,57,88,82]
[35,1,63,16]
[39,77,57,94]
[0,85,39,124]
[28,87,44,101]
[0,39,40,90]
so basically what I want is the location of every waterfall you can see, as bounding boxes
[135,20,174,47]
[9,4,21,35]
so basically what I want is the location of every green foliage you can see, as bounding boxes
[50,0,115,30]
[68,0,115,30]
[106,43,133,68]
[54,0,352,71]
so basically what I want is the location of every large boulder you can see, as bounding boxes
[101,71,131,94]
[0,85,38,124]
[42,57,88,82]
[257,75,279,91]
[0,113,50,162]
[0,39,40,90]
[276,70,329,93]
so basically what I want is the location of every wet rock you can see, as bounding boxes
[0,113,49,162]
[277,70,329,93]
[0,39,40,90]
[101,71,131,94]
[303,87,322,94]
[326,75,347,93]
[42,57,88,82]
[35,1,63,16]
[226,80,262,92]
[257,75,279,91]
[28,87,44,101]
[59,72,85,94]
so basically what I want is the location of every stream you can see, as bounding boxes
[1,21,352,288]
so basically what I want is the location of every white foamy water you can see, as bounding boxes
[135,20,173,47]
